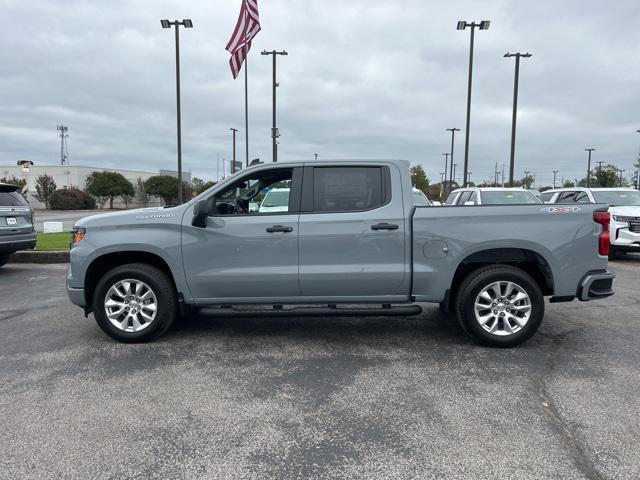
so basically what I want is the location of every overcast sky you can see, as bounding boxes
[1,0,639,186]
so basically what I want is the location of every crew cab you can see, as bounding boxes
[67,160,614,347]
[446,187,541,206]
[1,183,36,268]
[540,187,640,258]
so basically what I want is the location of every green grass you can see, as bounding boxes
[36,232,70,251]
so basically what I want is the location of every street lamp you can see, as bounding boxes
[457,20,490,187]
[161,18,194,204]
[446,128,460,195]
[261,50,288,163]
[553,170,559,189]
[524,170,530,189]
[585,148,595,187]
[504,52,532,186]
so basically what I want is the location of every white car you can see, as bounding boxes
[412,188,432,206]
[445,187,541,206]
[259,187,290,213]
[539,187,640,258]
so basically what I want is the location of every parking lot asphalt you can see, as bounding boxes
[1,256,639,480]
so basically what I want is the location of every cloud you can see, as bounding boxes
[0,0,639,187]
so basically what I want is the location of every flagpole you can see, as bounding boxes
[244,6,249,168]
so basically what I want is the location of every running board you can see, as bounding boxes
[199,304,423,318]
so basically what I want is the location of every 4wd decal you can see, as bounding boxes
[540,206,581,214]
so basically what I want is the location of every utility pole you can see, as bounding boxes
[619,169,626,187]
[261,50,288,162]
[160,18,194,204]
[57,125,68,165]
[457,20,490,187]
[501,164,505,187]
[446,128,460,193]
[230,128,238,174]
[442,153,450,196]
[585,148,595,188]
[467,171,472,185]
[452,163,458,185]
[440,172,445,200]
[504,52,532,186]
[524,170,530,189]
[494,162,499,187]
[553,170,559,188]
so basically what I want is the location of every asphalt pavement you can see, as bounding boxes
[1,256,639,479]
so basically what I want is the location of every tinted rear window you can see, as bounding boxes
[313,167,383,212]
[0,191,28,206]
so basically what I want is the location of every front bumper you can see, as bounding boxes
[577,270,615,301]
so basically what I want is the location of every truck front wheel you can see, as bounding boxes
[92,263,177,343]
[455,265,544,347]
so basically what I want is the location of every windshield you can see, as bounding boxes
[412,190,430,206]
[481,191,541,205]
[261,190,289,207]
[591,190,640,206]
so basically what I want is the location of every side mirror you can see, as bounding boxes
[192,199,211,228]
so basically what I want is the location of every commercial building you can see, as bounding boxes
[0,163,191,209]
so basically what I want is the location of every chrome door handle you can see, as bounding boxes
[266,225,293,233]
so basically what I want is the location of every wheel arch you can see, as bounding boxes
[84,251,178,308]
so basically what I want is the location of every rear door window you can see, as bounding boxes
[557,192,577,204]
[457,191,472,205]
[312,167,384,212]
[445,192,459,205]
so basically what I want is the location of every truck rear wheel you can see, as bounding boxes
[455,265,544,347]
[92,263,177,343]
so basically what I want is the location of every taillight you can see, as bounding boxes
[593,211,610,256]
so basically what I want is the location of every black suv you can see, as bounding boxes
[0,183,36,267]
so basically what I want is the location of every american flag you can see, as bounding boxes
[226,0,261,79]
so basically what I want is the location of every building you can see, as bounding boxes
[0,163,191,209]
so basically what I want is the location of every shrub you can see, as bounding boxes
[49,188,96,210]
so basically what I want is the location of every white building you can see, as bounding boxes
[0,164,191,209]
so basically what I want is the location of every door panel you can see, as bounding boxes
[298,165,408,298]
[182,214,300,299]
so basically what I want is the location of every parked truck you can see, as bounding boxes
[67,159,615,347]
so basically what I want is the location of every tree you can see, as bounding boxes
[579,163,625,188]
[563,180,575,188]
[49,188,96,210]
[144,175,193,205]
[538,185,553,193]
[410,165,430,193]
[85,171,135,209]
[135,178,150,207]
[34,174,57,209]
[191,177,216,195]
[0,176,26,190]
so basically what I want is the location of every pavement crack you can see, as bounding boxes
[0,309,30,321]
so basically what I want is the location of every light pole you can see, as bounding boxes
[261,50,288,162]
[446,128,460,194]
[585,148,595,187]
[442,152,450,197]
[619,169,626,187]
[161,18,193,204]
[230,128,238,174]
[457,20,490,187]
[452,163,458,186]
[467,171,472,185]
[553,170,559,189]
[523,170,531,189]
[313,153,318,161]
[504,52,532,186]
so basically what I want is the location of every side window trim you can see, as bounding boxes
[300,165,392,214]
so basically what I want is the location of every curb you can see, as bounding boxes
[8,251,69,264]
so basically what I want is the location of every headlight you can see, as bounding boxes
[70,227,86,248]
[612,215,632,222]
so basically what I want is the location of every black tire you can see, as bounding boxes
[92,263,177,343]
[454,265,544,347]
[608,246,617,260]
[0,253,10,268]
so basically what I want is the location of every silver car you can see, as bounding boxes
[0,183,36,267]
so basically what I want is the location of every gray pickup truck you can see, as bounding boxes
[67,159,614,347]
